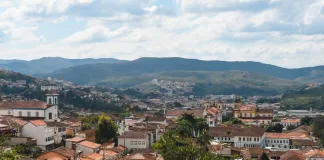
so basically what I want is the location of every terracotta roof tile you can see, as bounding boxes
[52,147,75,158]
[66,137,85,143]
[30,120,47,126]
[146,116,166,122]
[86,153,103,160]
[280,150,305,160]
[0,101,48,109]
[78,140,101,149]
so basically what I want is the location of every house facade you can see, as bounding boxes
[0,93,60,122]
[21,120,55,150]
[118,131,150,150]
[210,124,266,148]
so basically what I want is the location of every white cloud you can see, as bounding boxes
[62,25,131,43]
[0,0,324,68]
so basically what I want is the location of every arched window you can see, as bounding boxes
[48,98,52,105]
[54,98,57,104]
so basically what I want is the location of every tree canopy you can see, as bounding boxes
[153,113,230,160]
[95,113,118,144]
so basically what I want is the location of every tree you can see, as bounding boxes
[153,114,229,160]
[301,116,313,126]
[230,117,243,124]
[95,113,118,143]
[266,124,283,133]
[286,125,297,130]
[260,152,270,160]
[0,150,20,160]
[0,136,20,160]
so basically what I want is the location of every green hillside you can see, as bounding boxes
[281,85,324,110]
[94,71,303,96]
[0,57,125,75]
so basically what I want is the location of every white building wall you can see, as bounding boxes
[118,138,148,149]
[214,137,234,143]
[0,109,13,116]
[21,123,54,150]
[233,136,264,148]
[45,106,59,122]
[265,138,289,149]
[13,109,45,118]
[76,145,99,155]
[65,141,73,149]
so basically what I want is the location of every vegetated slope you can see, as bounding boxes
[0,69,37,84]
[46,57,324,85]
[88,70,302,96]
[281,85,324,110]
[0,57,126,75]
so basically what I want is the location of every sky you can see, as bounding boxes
[0,0,324,68]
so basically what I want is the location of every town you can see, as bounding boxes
[0,73,324,160]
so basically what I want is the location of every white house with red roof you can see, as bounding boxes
[0,92,59,122]
[21,119,55,150]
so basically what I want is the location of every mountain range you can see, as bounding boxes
[0,57,125,75]
[3,57,324,95]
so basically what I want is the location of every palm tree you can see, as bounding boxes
[197,130,212,152]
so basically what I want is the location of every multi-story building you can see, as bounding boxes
[233,104,273,126]
[210,124,266,148]
[21,120,55,150]
[265,133,290,149]
[118,131,150,150]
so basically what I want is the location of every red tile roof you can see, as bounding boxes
[30,120,47,126]
[86,153,103,160]
[280,150,305,160]
[281,118,300,123]
[66,137,85,143]
[0,101,48,109]
[52,147,75,158]
[78,140,101,149]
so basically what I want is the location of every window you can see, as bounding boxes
[36,112,39,117]
[134,141,137,145]
[49,98,52,105]
[243,138,245,141]
[130,141,133,145]
[54,98,57,104]
[210,121,213,125]
[19,111,22,117]
[280,140,282,143]
[7,111,11,115]
[228,138,231,141]
[27,112,31,117]
[142,141,145,145]
[239,137,241,141]
[221,137,223,140]
[49,113,52,119]
[244,113,247,117]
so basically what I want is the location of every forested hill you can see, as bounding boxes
[0,57,126,75]
[0,69,37,84]
[44,57,324,85]
[281,85,324,110]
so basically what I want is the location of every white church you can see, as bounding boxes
[0,91,60,122]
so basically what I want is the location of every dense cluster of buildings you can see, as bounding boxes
[0,77,324,160]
